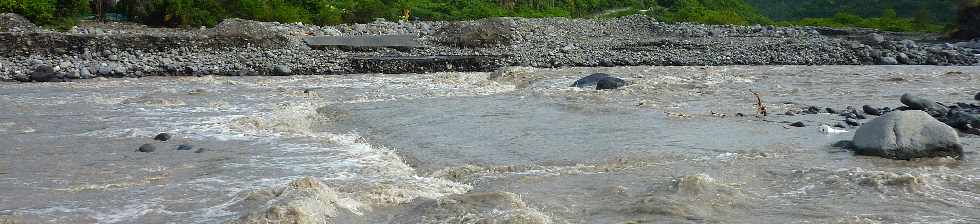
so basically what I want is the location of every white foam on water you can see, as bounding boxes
[25,73,532,223]
[91,199,161,224]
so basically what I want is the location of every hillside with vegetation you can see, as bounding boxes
[0,0,977,38]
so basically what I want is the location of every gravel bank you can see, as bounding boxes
[1,14,978,82]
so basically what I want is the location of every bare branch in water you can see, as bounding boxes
[750,90,767,117]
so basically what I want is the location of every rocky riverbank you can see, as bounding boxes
[1,13,978,82]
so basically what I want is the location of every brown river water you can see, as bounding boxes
[0,65,978,223]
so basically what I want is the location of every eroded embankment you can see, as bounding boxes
[1,13,978,82]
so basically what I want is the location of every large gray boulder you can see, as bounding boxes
[852,110,962,160]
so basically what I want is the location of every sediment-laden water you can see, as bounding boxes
[1,66,978,223]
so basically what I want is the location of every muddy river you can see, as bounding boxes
[1,66,978,223]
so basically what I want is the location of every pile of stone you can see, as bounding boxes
[2,14,979,82]
[0,13,39,32]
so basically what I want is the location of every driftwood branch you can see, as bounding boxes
[750,90,767,117]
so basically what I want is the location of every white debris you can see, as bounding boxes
[818,124,848,134]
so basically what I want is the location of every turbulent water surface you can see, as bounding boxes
[1,66,979,223]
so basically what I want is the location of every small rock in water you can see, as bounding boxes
[735,113,745,117]
[975,92,980,101]
[805,106,821,114]
[862,105,882,116]
[188,89,208,95]
[900,93,948,117]
[825,108,837,114]
[154,133,172,141]
[137,144,156,152]
[790,121,806,127]
[784,111,796,116]
[834,123,847,128]
[845,118,861,126]
[176,144,193,151]
[831,140,854,148]
[194,148,207,153]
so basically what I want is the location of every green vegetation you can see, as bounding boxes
[952,0,980,39]
[0,0,90,29]
[746,0,958,24]
[0,0,974,37]
[778,9,947,33]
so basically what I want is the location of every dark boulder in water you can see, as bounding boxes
[571,73,627,90]
[900,93,947,117]
[596,77,627,90]
[852,110,962,160]
[805,106,821,114]
[790,121,806,127]
[975,92,980,101]
[943,110,980,131]
[154,133,172,141]
[137,144,156,153]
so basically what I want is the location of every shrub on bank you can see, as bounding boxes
[785,10,945,33]
[952,0,980,39]
[0,0,967,36]
[0,0,89,29]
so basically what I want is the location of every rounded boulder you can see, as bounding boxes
[852,110,962,160]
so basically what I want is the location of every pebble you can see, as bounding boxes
[154,133,172,141]
[137,143,156,152]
